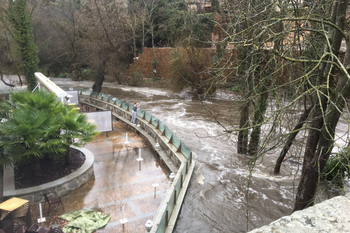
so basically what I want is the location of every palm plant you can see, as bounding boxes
[0,90,98,177]
[58,105,98,164]
[0,90,66,177]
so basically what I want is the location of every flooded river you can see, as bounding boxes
[7,77,349,232]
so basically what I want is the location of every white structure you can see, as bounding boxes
[85,111,113,132]
[34,72,72,104]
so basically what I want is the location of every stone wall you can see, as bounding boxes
[249,193,350,233]
[128,47,173,79]
[3,147,94,203]
[126,47,301,85]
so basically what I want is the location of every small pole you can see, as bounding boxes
[125,133,129,143]
[37,203,46,223]
[39,203,42,219]
[119,205,128,229]
[136,148,143,170]
[152,172,159,199]
[122,205,124,220]
[145,220,153,232]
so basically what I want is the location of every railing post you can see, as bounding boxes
[166,210,168,226]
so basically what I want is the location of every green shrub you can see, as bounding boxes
[170,47,216,95]
[82,69,97,80]
[0,90,99,176]
[58,72,69,78]
[231,85,242,92]
[321,147,350,188]
[130,71,142,86]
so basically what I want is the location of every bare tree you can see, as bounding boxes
[204,0,350,218]
[79,0,133,92]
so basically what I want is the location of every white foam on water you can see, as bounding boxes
[197,173,205,185]
[120,86,171,97]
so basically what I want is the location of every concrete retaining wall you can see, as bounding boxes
[3,147,94,203]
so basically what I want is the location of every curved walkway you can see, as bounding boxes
[28,121,169,232]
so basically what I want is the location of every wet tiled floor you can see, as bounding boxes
[29,122,169,232]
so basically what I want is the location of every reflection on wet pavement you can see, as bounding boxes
[29,121,169,232]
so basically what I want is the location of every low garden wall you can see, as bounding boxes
[3,147,94,203]
[78,90,196,233]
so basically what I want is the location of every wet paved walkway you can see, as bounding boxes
[29,121,169,232]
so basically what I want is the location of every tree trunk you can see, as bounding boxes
[142,13,145,74]
[238,102,250,154]
[248,84,269,155]
[237,48,253,154]
[0,71,15,87]
[92,60,106,93]
[31,155,41,178]
[11,0,39,91]
[151,23,157,77]
[0,165,3,203]
[132,13,139,72]
[65,149,71,165]
[4,33,23,86]
[294,77,350,210]
[274,105,312,174]
[294,0,349,211]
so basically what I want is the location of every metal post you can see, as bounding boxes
[145,220,153,232]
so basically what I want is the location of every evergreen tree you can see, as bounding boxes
[0,0,39,90]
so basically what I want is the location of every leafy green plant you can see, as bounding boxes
[230,85,242,93]
[58,72,69,78]
[59,104,99,164]
[0,90,98,177]
[129,71,142,86]
[82,69,97,80]
[152,60,159,69]
[321,147,350,188]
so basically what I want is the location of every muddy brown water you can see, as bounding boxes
[3,77,348,232]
